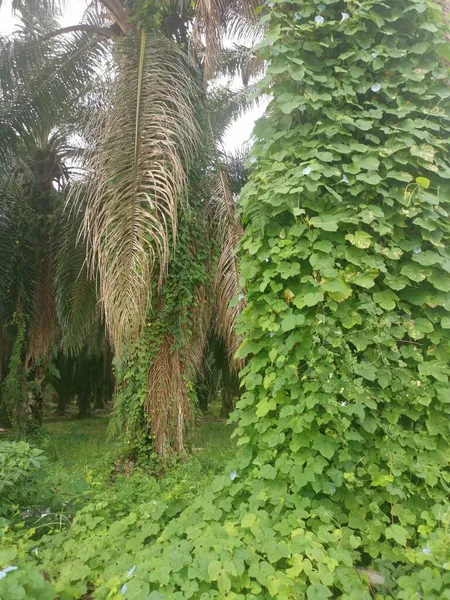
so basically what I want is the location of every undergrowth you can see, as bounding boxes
[0,406,234,600]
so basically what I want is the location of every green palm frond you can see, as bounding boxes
[215,43,264,85]
[53,198,102,357]
[207,83,263,142]
[0,14,112,164]
[77,32,201,352]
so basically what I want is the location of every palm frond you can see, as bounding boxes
[207,83,263,143]
[0,13,111,165]
[78,33,200,352]
[214,43,264,85]
[210,169,245,371]
[53,198,102,357]
[191,0,262,78]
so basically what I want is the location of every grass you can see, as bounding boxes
[38,400,235,503]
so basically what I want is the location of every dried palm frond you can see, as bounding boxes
[191,0,262,79]
[210,169,245,372]
[77,31,200,352]
[145,296,190,457]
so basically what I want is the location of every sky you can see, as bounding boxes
[0,0,266,152]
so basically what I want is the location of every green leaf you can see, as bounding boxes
[413,251,440,266]
[416,176,430,189]
[292,291,324,308]
[306,583,332,599]
[310,215,339,232]
[385,524,409,546]
[321,278,352,302]
[373,290,398,310]
[357,156,380,170]
[441,317,450,329]
[414,318,434,334]
[428,271,450,292]
[354,362,377,381]
[351,271,378,289]
[281,313,305,332]
[356,172,382,185]
[401,263,428,282]
[217,570,232,594]
[277,93,304,114]
[241,513,257,528]
[386,170,413,182]
[208,560,222,581]
[345,231,372,249]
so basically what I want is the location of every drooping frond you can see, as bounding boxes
[215,43,264,85]
[210,169,245,371]
[53,198,102,357]
[0,13,111,165]
[207,83,263,147]
[191,0,262,78]
[78,32,200,352]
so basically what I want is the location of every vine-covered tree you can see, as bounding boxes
[0,0,258,444]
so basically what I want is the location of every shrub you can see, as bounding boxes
[0,441,48,517]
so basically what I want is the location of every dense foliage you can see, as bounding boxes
[2,0,450,599]
[0,441,48,517]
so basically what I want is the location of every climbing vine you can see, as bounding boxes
[111,191,212,459]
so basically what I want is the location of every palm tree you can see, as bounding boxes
[0,0,262,450]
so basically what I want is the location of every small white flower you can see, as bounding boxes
[269,332,274,338]
[371,83,381,92]
[341,401,347,407]
[314,15,324,25]
[230,470,238,481]
[250,156,257,164]
[340,387,344,394]
[302,166,312,176]
[417,381,421,387]
[121,584,128,594]
[127,566,136,578]
[0,566,18,580]
[341,174,349,184]
[341,12,349,21]
[33,548,38,555]
[414,246,422,254]
[268,1,274,7]
[328,373,333,379]
[423,546,431,556]
[372,52,377,59]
